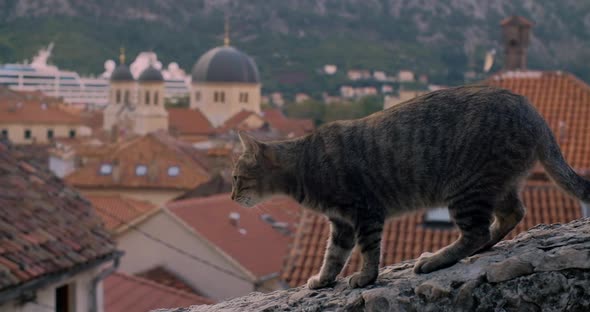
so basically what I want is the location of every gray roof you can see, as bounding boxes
[110,64,134,81]
[191,46,260,83]
[138,66,164,82]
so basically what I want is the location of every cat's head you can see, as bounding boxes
[231,132,281,207]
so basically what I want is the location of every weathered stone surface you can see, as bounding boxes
[155,218,590,312]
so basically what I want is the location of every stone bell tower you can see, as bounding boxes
[501,16,533,70]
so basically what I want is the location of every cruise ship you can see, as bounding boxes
[0,44,189,108]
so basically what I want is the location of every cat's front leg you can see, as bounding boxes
[307,218,355,289]
[348,218,384,288]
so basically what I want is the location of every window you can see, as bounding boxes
[55,283,73,312]
[24,129,31,139]
[154,91,159,105]
[145,91,150,104]
[69,129,76,138]
[99,163,113,175]
[167,166,180,177]
[423,207,453,228]
[1,129,7,138]
[135,164,148,176]
[214,91,225,103]
[239,92,249,103]
[124,90,130,103]
[195,91,201,101]
[116,90,121,104]
[47,129,54,139]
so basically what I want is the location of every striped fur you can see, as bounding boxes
[231,85,590,289]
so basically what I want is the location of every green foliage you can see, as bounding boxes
[284,95,383,125]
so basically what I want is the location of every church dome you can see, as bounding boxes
[138,66,164,82]
[110,64,134,82]
[191,46,260,83]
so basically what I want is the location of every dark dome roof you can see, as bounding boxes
[191,46,260,83]
[138,66,164,82]
[110,64,134,82]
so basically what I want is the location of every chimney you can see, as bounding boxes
[501,16,533,70]
[229,212,240,227]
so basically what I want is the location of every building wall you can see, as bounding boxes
[0,123,88,145]
[190,82,261,127]
[0,267,104,312]
[104,81,136,131]
[116,211,254,300]
[134,82,168,135]
[79,188,184,207]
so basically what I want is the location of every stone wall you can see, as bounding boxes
[156,218,590,312]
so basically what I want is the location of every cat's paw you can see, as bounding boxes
[307,275,335,289]
[414,252,448,274]
[348,272,377,288]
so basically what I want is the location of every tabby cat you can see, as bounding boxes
[231,85,590,289]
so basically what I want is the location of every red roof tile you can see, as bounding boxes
[85,194,158,233]
[104,272,213,312]
[65,131,211,190]
[0,142,116,291]
[487,71,590,171]
[218,110,263,133]
[262,109,314,137]
[167,194,302,278]
[135,266,204,296]
[281,182,582,287]
[168,108,215,136]
[0,100,82,125]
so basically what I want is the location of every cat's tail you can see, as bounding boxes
[536,125,590,203]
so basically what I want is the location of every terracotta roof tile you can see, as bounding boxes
[487,71,590,171]
[0,100,82,125]
[168,108,215,136]
[0,142,116,291]
[135,266,204,296]
[261,109,314,137]
[65,131,211,190]
[85,194,158,233]
[104,272,213,312]
[219,110,263,133]
[281,182,582,287]
[167,194,302,278]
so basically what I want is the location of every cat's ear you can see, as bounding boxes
[238,131,260,154]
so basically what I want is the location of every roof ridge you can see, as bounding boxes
[113,272,213,303]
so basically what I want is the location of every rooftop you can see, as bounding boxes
[104,272,213,312]
[0,142,117,293]
[65,131,211,190]
[85,194,159,234]
[168,108,215,137]
[0,99,82,125]
[167,194,302,278]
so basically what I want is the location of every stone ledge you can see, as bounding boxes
[156,218,590,312]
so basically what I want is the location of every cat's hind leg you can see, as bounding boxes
[414,193,493,274]
[307,218,355,289]
[474,189,525,254]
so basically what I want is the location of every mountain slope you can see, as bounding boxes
[1,0,590,95]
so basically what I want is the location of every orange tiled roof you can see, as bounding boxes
[135,266,204,296]
[219,110,263,132]
[281,182,582,287]
[262,109,314,137]
[486,71,590,171]
[167,194,302,278]
[85,194,158,233]
[168,108,215,136]
[0,100,82,125]
[104,272,213,312]
[65,131,211,190]
[0,142,117,291]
